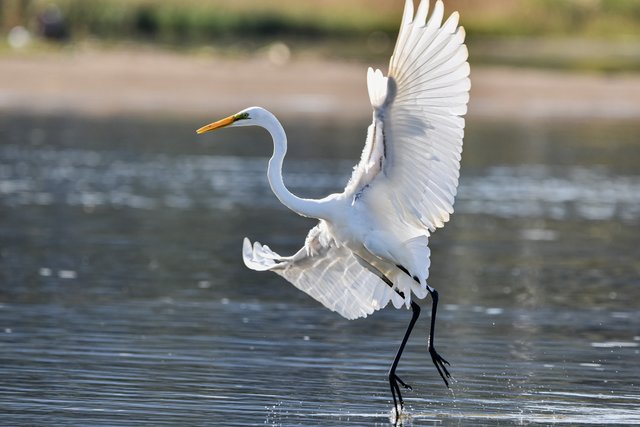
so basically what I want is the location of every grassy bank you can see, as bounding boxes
[2,0,640,71]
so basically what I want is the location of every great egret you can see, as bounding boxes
[197,0,469,416]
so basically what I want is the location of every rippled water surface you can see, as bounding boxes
[1,114,639,425]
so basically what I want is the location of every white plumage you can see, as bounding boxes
[196,0,470,415]
[242,0,469,319]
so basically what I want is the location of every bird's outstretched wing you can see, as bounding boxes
[345,0,470,235]
[242,223,404,320]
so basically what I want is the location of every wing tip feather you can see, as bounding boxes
[367,67,389,109]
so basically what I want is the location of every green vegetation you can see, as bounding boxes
[2,0,640,71]
[1,0,400,43]
[459,0,640,40]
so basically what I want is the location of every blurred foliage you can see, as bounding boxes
[3,0,640,42]
[1,0,400,43]
[2,0,640,71]
[458,0,640,39]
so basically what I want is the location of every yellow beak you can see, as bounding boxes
[196,115,236,134]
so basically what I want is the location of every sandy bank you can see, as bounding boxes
[1,49,639,121]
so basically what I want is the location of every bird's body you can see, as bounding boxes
[197,0,470,417]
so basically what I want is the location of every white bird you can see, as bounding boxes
[197,0,469,416]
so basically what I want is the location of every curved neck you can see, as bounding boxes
[259,111,331,220]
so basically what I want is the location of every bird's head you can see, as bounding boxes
[196,107,263,134]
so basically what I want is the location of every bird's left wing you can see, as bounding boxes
[345,0,470,235]
[242,223,404,320]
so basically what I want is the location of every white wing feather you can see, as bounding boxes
[242,223,404,320]
[350,0,470,236]
[242,0,469,317]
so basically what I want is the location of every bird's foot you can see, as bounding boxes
[429,347,451,387]
[393,373,412,391]
[388,372,412,421]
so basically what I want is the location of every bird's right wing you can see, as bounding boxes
[242,223,404,320]
[346,0,470,236]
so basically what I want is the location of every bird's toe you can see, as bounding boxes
[429,348,452,387]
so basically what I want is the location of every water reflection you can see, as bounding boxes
[3,144,639,225]
[0,114,639,425]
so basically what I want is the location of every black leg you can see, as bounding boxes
[427,289,451,387]
[388,300,420,418]
[396,264,452,388]
[353,257,450,413]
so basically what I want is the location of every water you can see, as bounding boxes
[0,113,639,425]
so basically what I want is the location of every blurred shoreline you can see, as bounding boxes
[1,48,639,121]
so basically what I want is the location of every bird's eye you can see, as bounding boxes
[234,112,250,120]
